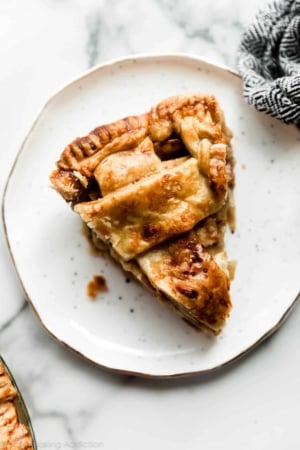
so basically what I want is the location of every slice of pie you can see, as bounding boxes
[50,94,235,334]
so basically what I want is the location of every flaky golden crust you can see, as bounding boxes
[0,363,33,450]
[50,93,235,333]
[138,228,231,333]
[50,94,232,202]
[75,157,226,261]
[0,366,17,403]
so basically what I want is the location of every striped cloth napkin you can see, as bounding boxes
[237,0,300,126]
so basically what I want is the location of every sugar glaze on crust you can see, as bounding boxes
[50,94,235,334]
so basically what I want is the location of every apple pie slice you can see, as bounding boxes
[50,94,235,334]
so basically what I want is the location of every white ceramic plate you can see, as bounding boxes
[3,53,300,377]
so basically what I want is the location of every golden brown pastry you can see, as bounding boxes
[0,363,33,450]
[50,94,235,334]
[0,366,17,403]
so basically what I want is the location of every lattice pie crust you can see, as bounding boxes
[50,94,235,334]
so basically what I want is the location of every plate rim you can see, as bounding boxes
[2,52,299,378]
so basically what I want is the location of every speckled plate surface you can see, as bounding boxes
[3,53,300,377]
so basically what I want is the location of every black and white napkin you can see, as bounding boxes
[237,0,300,126]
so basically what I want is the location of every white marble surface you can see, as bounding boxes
[1,0,300,449]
